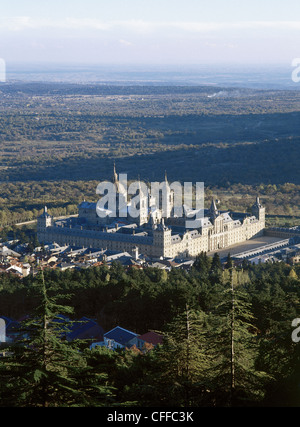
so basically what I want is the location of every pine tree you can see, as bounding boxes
[209,253,223,284]
[193,251,210,275]
[154,304,210,406]
[0,271,114,407]
[208,269,269,406]
[225,253,233,270]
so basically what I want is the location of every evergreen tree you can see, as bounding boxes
[225,253,233,270]
[152,305,210,406]
[0,271,114,407]
[208,270,269,406]
[241,258,250,270]
[209,253,223,284]
[253,278,300,406]
[193,251,210,275]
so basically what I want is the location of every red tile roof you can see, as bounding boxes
[138,331,163,346]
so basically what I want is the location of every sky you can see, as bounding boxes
[1,0,300,66]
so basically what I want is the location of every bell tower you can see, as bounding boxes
[252,196,265,224]
[152,218,172,257]
[37,206,53,232]
[37,206,53,244]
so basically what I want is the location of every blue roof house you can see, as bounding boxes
[103,326,138,350]
[66,317,104,342]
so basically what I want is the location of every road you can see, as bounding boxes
[14,214,78,227]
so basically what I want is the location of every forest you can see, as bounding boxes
[0,82,300,186]
[0,82,299,230]
[0,256,300,407]
[0,82,300,408]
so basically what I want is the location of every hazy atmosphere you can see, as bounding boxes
[1,0,300,65]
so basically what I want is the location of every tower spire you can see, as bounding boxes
[209,198,219,219]
[113,161,118,183]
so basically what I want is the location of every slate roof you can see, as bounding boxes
[78,201,97,210]
[0,246,21,258]
[39,206,51,218]
[0,316,19,332]
[67,317,104,341]
[104,326,138,346]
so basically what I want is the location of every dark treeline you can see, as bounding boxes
[1,256,300,407]
[0,83,300,186]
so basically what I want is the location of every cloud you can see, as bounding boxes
[169,21,300,32]
[0,16,32,31]
[119,39,133,46]
[0,17,154,34]
[1,17,300,33]
[0,17,110,31]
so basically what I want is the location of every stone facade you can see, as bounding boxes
[37,172,265,259]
